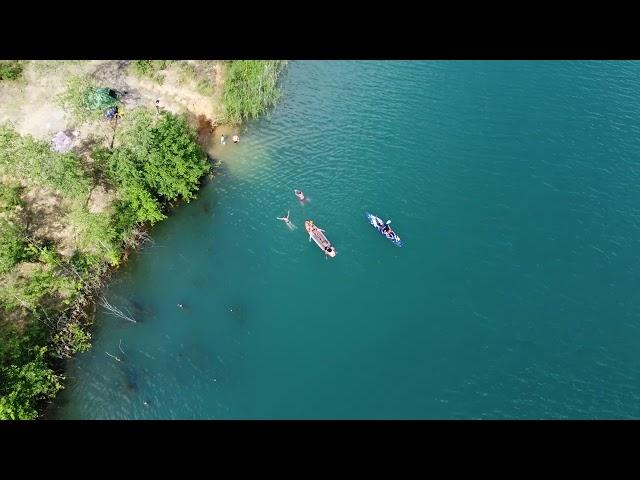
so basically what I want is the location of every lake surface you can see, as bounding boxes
[54,61,640,419]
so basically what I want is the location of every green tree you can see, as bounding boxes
[106,109,208,227]
[144,113,209,202]
[0,347,63,420]
[107,146,165,225]
[57,75,97,123]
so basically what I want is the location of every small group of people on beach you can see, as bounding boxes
[154,99,239,145]
[220,134,240,145]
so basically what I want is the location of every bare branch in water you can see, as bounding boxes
[106,351,121,362]
[139,230,154,247]
[99,296,137,323]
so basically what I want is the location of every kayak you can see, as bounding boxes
[365,212,402,247]
[294,189,305,201]
[305,220,336,257]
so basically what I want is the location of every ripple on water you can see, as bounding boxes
[56,61,640,419]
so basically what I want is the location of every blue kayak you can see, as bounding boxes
[365,212,402,247]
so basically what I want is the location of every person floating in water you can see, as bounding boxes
[277,210,295,230]
[232,134,240,144]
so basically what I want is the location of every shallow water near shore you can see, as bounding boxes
[53,61,640,419]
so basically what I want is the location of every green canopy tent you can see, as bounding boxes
[86,87,119,111]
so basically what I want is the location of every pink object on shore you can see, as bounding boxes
[51,131,75,153]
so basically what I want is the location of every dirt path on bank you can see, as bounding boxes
[0,60,225,259]
[0,60,224,141]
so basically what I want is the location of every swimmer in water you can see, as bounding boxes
[276,210,295,230]
[177,303,184,309]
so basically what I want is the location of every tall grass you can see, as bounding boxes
[29,60,83,75]
[173,61,215,96]
[129,60,170,84]
[221,60,285,125]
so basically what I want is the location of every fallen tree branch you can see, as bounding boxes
[99,296,137,323]
[105,351,121,362]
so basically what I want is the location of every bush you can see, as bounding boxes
[57,75,114,124]
[0,265,79,313]
[107,109,209,227]
[0,182,23,212]
[0,123,23,171]
[144,112,210,202]
[0,347,63,420]
[0,219,27,275]
[0,61,23,81]
[36,246,60,266]
[221,60,285,124]
[108,147,165,226]
[0,123,90,199]
[68,207,121,265]
[0,183,26,274]
[130,60,169,84]
[69,250,105,280]
[52,322,91,358]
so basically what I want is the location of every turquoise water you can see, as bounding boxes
[54,61,640,419]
